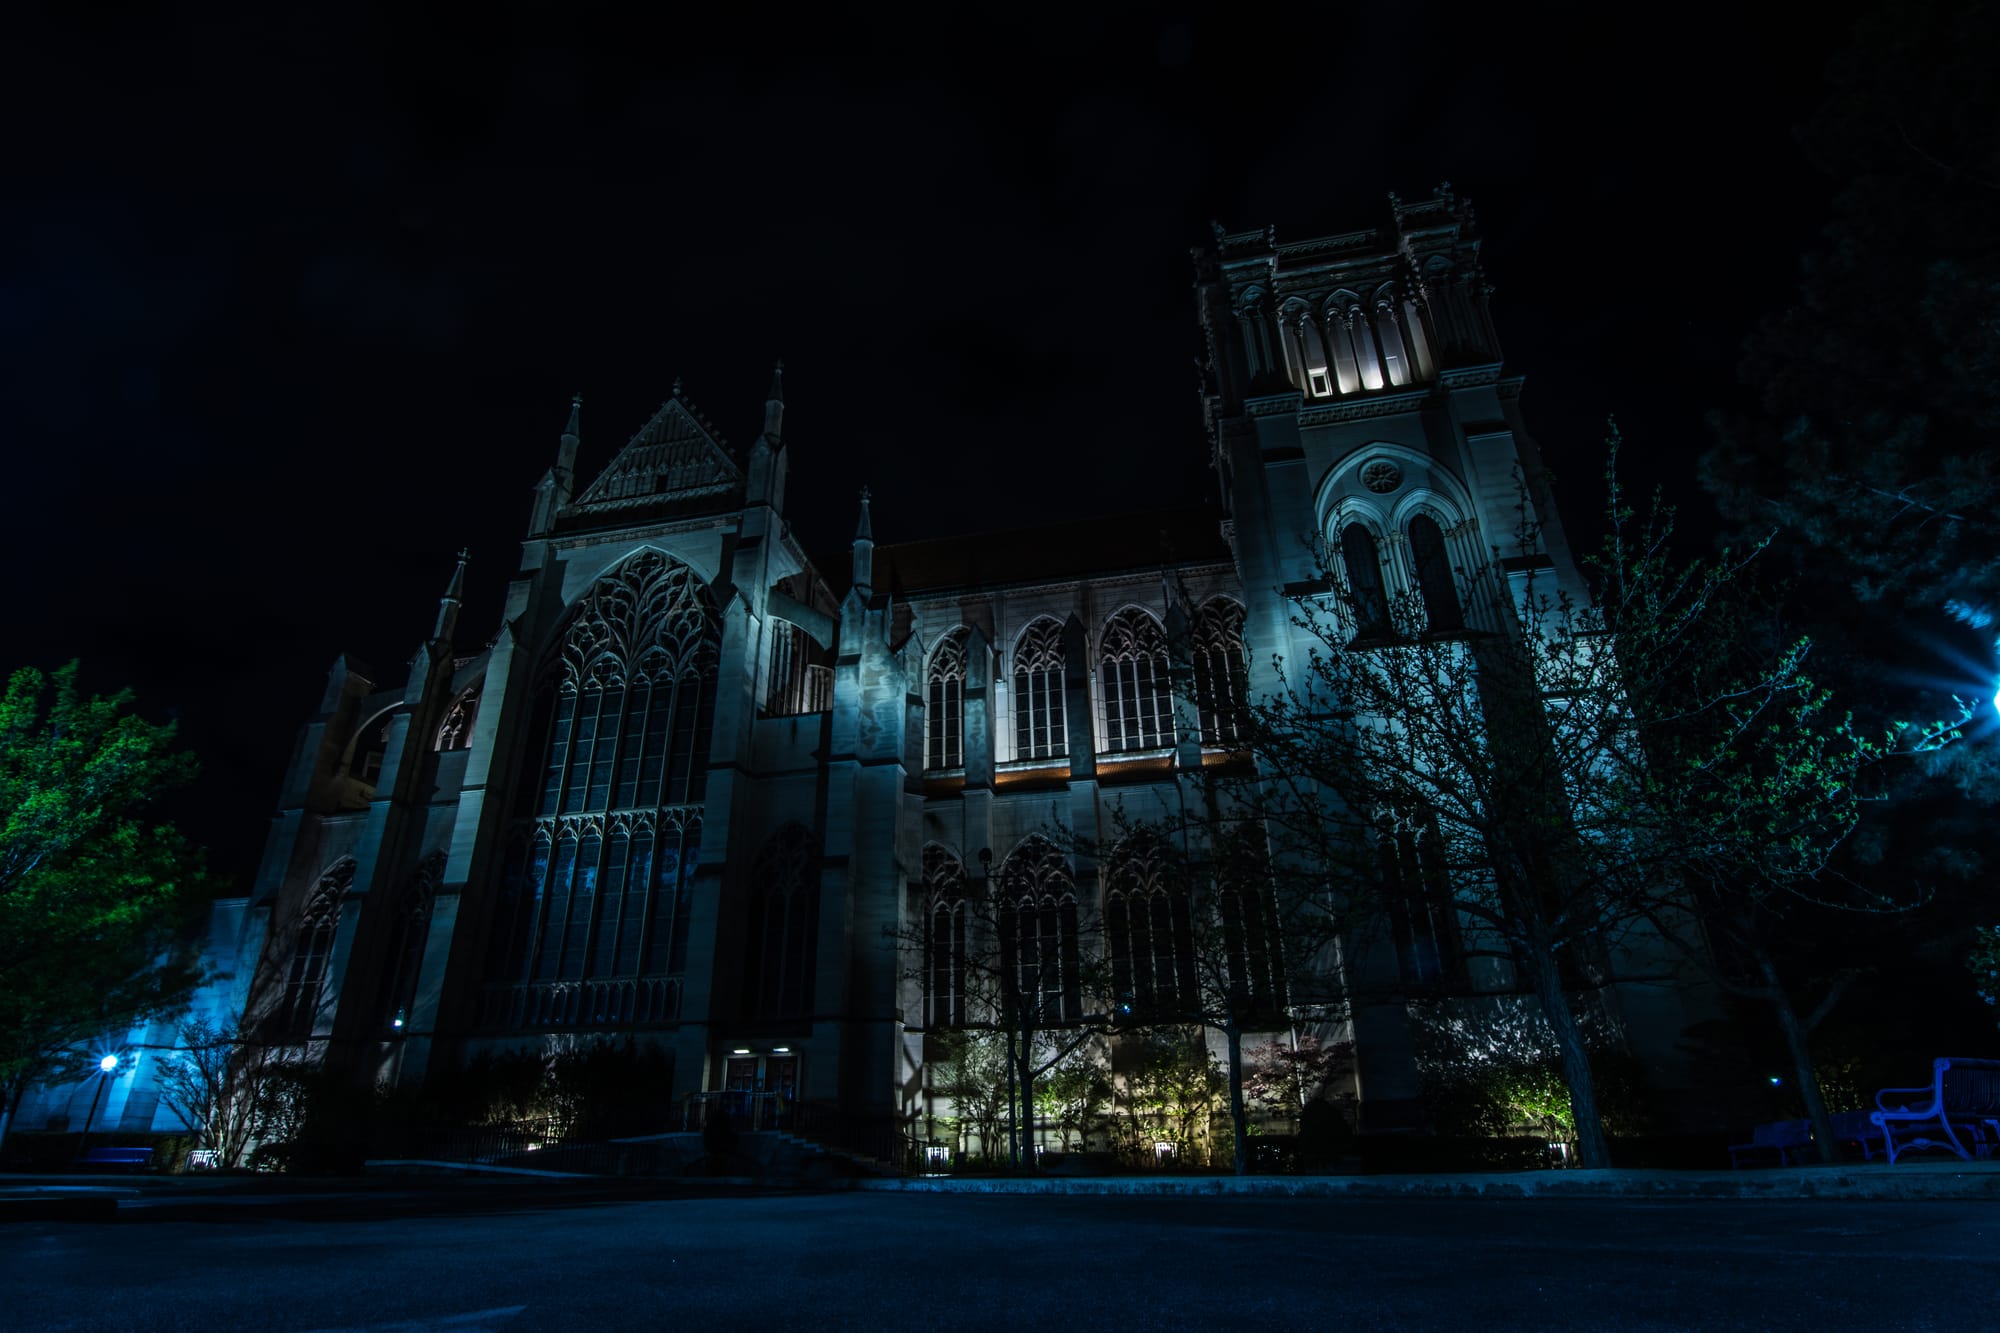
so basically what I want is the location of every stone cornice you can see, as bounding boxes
[1437,364,1504,390]
[1297,386,1431,426]
[546,510,737,554]
[1244,391,1304,418]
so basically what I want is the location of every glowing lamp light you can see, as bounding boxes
[98,1054,119,1073]
[731,1048,750,1056]
[1768,1075,1783,1087]
[772,1046,790,1054]
[391,1008,407,1030]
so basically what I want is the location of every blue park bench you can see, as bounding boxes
[76,1146,153,1171]
[1870,1057,2000,1164]
[1728,1112,1886,1168]
[1729,1119,1812,1168]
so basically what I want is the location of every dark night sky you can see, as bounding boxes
[3,3,1866,885]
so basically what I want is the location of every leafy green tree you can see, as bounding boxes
[1086,807,1346,1176]
[1116,1030,1225,1167]
[1034,1041,1112,1152]
[925,1030,1010,1165]
[0,663,207,1151]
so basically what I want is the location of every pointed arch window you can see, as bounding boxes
[745,824,820,1020]
[1191,599,1250,747]
[1378,809,1465,992]
[998,837,1079,1025]
[491,551,719,1010]
[922,845,968,1029]
[279,859,353,1042]
[379,852,443,1032]
[1340,523,1393,640]
[1012,619,1068,761]
[926,630,968,771]
[1408,514,1463,633]
[1217,851,1285,1016]
[1106,835,1195,1020]
[435,687,479,751]
[1100,609,1174,752]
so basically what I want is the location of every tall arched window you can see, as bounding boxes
[922,845,968,1029]
[1218,850,1285,1015]
[490,551,719,1013]
[1012,619,1068,761]
[1106,834,1194,1020]
[378,851,443,1032]
[1340,523,1392,640]
[745,824,820,1020]
[1100,609,1174,752]
[1408,514,1463,632]
[1191,599,1249,746]
[926,630,967,771]
[1378,810,1465,992]
[998,837,1079,1025]
[279,859,353,1041]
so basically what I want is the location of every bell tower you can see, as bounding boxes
[1193,185,1585,693]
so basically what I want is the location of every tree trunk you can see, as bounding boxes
[1004,1021,1019,1171]
[0,1080,18,1157]
[1758,951,1839,1165]
[1225,1021,1249,1176]
[1525,939,1611,1169]
[1015,1040,1037,1172]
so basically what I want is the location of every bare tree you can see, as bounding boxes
[1246,442,1963,1167]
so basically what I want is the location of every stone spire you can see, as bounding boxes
[851,485,874,593]
[556,394,581,490]
[763,359,785,443]
[432,548,468,643]
[748,361,789,510]
[528,395,582,537]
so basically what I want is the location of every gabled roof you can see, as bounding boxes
[562,396,743,524]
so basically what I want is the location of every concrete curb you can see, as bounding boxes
[363,1159,592,1179]
[849,1163,2000,1202]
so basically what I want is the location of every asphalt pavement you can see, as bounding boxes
[3,1186,1998,1331]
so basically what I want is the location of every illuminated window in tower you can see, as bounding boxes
[1100,608,1174,752]
[926,629,968,771]
[1190,599,1249,746]
[1012,618,1068,761]
[488,551,718,1020]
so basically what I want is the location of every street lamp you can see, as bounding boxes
[73,1054,120,1165]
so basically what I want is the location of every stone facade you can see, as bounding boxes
[16,192,1713,1151]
